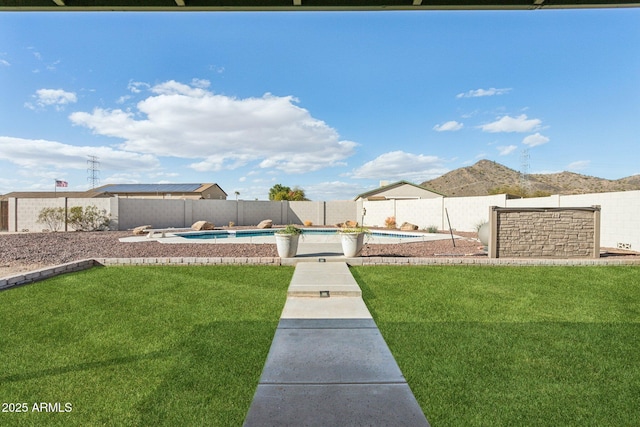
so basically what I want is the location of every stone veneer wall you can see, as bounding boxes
[488,206,601,259]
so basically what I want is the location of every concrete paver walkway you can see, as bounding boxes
[244,262,430,426]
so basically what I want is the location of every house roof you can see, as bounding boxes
[2,183,227,199]
[96,183,201,193]
[94,183,227,196]
[355,180,444,200]
[1,191,102,199]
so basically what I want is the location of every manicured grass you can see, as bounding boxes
[0,266,292,426]
[352,266,640,427]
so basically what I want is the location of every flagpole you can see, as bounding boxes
[54,179,57,196]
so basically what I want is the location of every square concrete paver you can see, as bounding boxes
[259,327,405,384]
[244,383,429,427]
[280,297,373,319]
[288,262,361,296]
[278,319,377,329]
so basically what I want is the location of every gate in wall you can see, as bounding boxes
[0,200,8,231]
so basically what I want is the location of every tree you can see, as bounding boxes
[268,184,309,201]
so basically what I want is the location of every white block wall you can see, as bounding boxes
[240,201,283,226]
[287,201,324,225]
[443,195,507,232]
[559,191,639,250]
[191,200,238,227]
[325,200,360,226]
[506,195,561,208]
[363,195,507,232]
[8,197,112,232]
[6,191,639,251]
[396,198,443,230]
[116,199,186,229]
[363,200,395,228]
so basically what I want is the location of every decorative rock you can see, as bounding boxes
[400,222,418,231]
[132,225,152,235]
[257,219,273,229]
[345,220,359,228]
[191,220,215,231]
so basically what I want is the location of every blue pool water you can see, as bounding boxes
[177,228,422,240]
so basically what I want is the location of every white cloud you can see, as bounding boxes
[305,181,369,201]
[28,47,42,60]
[27,88,77,111]
[522,132,550,147]
[0,59,10,67]
[70,80,357,173]
[456,87,511,99]
[497,145,518,156]
[127,81,150,94]
[46,59,61,71]
[147,171,180,179]
[150,80,209,97]
[480,114,542,133]
[0,136,159,171]
[190,78,211,89]
[433,120,463,132]
[351,151,447,182]
[567,160,590,171]
[102,172,143,184]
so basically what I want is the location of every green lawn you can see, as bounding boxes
[352,266,640,427]
[0,266,292,427]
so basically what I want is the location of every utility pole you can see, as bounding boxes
[520,148,530,195]
[87,155,100,189]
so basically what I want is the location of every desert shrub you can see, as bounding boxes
[426,225,439,233]
[68,205,110,231]
[37,207,65,232]
[384,216,397,229]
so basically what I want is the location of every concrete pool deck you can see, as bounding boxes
[243,262,430,426]
[119,229,462,260]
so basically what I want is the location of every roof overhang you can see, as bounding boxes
[1,1,639,12]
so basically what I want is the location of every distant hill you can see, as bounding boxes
[421,160,640,197]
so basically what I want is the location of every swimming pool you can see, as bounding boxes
[118,226,457,246]
[176,228,424,240]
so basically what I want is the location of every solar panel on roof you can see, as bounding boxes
[98,184,203,193]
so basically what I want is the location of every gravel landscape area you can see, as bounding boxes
[0,229,483,277]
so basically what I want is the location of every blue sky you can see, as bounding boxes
[1,9,639,200]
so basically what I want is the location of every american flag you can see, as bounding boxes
[55,180,68,188]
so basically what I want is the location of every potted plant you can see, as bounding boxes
[275,225,302,258]
[476,221,490,251]
[339,226,369,257]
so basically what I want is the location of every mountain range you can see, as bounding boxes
[421,160,640,197]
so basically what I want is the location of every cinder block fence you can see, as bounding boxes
[4,190,639,252]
